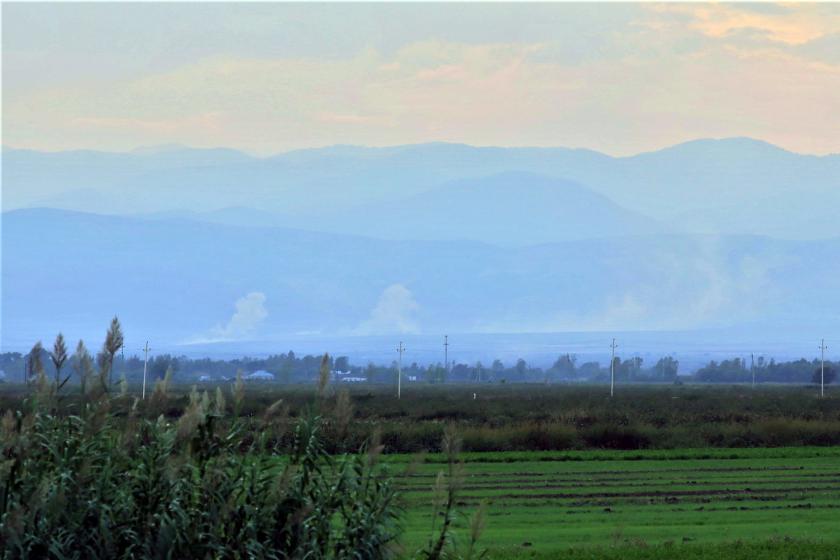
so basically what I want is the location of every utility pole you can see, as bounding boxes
[444,335,449,374]
[751,353,755,389]
[820,339,828,398]
[396,341,405,399]
[610,338,618,397]
[142,341,151,400]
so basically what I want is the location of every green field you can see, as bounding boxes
[389,447,840,558]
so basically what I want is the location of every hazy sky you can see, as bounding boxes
[3,3,839,155]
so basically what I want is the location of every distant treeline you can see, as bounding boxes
[1,347,835,386]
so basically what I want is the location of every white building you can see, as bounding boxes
[245,370,275,381]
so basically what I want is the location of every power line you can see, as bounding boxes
[396,341,405,399]
[444,334,449,374]
[142,341,151,400]
[819,339,828,398]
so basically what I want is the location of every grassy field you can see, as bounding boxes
[389,446,840,558]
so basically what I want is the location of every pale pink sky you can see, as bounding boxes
[3,3,839,155]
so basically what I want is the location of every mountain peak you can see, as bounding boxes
[131,143,191,154]
[636,137,795,159]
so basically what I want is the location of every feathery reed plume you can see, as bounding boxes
[317,353,331,399]
[213,386,226,416]
[423,425,466,560]
[50,333,68,389]
[149,365,173,413]
[465,502,487,560]
[26,341,44,386]
[101,316,124,389]
[262,399,287,424]
[176,386,207,445]
[232,369,245,416]
[72,340,93,398]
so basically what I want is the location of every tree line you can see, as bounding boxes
[2,326,835,387]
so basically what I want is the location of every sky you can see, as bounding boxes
[3,2,840,156]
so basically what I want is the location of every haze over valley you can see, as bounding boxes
[4,138,839,367]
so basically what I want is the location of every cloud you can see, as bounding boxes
[4,4,840,155]
[209,292,268,340]
[648,3,837,45]
[355,284,420,335]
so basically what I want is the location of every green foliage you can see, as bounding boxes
[8,384,840,453]
[0,385,402,558]
[811,365,837,386]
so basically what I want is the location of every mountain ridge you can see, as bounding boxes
[6,136,837,160]
[4,137,839,240]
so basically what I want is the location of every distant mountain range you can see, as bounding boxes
[4,138,839,242]
[4,208,840,349]
[4,138,840,351]
[132,172,663,245]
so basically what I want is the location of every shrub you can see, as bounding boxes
[582,423,653,450]
[0,384,402,559]
[461,424,577,452]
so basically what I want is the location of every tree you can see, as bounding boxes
[424,364,445,384]
[101,316,124,389]
[334,356,350,372]
[150,355,178,380]
[812,365,837,386]
[611,356,622,381]
[550,354,577,380]
[654,356,679,381]
[50,333,68,388]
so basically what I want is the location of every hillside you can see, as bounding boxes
[4,208,840,350]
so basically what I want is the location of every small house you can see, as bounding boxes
[245,370,275,381]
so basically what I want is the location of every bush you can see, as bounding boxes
[461,424,577,452]
[582,423,653,450]
[0,385,402,559]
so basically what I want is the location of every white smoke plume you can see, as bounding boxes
[355,284,420,334]
[211,291,268,340]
